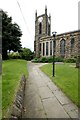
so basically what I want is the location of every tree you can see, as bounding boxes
[19,48,34,60]
[76,56,80,68]
[2,10,22,60]
[76,36,80,68]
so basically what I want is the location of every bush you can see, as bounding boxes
[39,57,48,63]
[31,58,39,63]
[32,56,77,63]
[8,52,21,59]
[55,57,64,62]
[32,56,64,63]
[47,57,53,63]
[64,58,76,63]
[19,48,34,60]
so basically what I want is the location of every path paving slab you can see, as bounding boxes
[42,97,69,118]
[22,62,79,119]
[63,103,78,112]
[23,108,46,118]
[68,110,78,118]
[47,81,59,91]
[38,86,54,100]
[24,83,38,96]
[54,89,71,105]
[24,93,44,111]
[35,79,46,87]
[37,69,52,84]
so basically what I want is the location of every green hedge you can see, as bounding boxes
[31,56,64,63]
[64,58,76,63]
[31,58,39,63]
[39,57,48,63]
[55,57,64,62]
[32,57,76,63]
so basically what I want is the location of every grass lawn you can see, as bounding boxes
[2,59,28,117]
[40,63,79,107]
[0,75,2,119]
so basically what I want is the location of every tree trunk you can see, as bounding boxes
[2,50,8,60]
[76,56,80,68]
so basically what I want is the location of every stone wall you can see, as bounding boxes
[34,7,51,58]
[34,7,80,58]
[38,30,80,59]
[56,31,79,58]
[9,75,26,119]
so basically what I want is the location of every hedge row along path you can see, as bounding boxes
[22,61,79,119]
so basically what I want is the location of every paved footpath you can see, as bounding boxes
[22,62,79,119]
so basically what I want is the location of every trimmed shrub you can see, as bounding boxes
[55,57,64,62]
[39,57,48,63]
[31,56,64,63]
[31,56,77,63]
[31,58,39,63]
[47,57,53,63]
[64,58,76,63]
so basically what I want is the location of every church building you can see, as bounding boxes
[34,7,80,58]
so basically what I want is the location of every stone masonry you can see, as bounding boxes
[34,6,80,58]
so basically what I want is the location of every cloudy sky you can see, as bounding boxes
[0,0,79,51]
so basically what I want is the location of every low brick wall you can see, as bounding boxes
[10,75,26,118]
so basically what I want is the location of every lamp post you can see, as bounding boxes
[52,31,57,77]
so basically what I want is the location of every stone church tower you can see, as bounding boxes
[34,6,51,57]
[34,7,80,59]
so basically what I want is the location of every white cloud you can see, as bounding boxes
[0,0,79,51]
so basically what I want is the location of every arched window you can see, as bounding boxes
[71,38,75,52]
[48,23,50,35]
[53,40,56,53]
[46,42,48,56]
[50,41,52,55]
[39,43,41,52]
[60,39,65,56]
[39,22,42,34]
[43,43,45,56]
